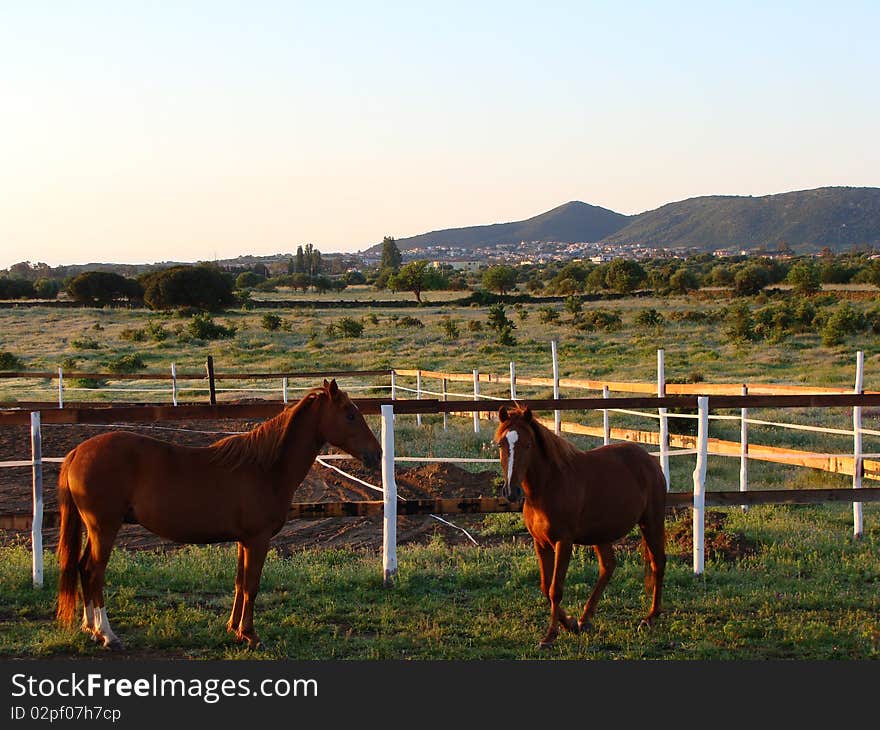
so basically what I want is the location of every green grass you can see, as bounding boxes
[1,503,877,660]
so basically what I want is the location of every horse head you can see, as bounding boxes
[317,379,382,471]
[494,405,537,501]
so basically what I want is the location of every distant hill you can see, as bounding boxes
[372,201,629,253]
[602,187,880,253]
[367,187,880,256]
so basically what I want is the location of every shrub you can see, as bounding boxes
[335,317,365,338]
[146,320,170,342]
[67,271,142,306]
[261,313,282,331]
[467,320,483,332]
[141,265,235,311]
[0,351,24,370]
[537,306,559,324]
[563,295,582,317]
[723,302,756,342]
[187,313,236,340]
[576,309,622,332]
[71,335,101,350]
[441,317,460,340]
[106,353,147,374]
[397,316,424,328]
[235,271,265,289]
[635,308,665,328]
[820,302,866,346]
[120,328,147,342]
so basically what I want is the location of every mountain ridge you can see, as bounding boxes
[370,186,880,255]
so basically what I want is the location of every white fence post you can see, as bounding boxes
[390,370,397,421]
[602,385,611,446]
[380,404,398,585]
[509,361,517,400]
[657,349,670,490]
[551,340,561,435]
[282,376,288,404]
[740,384,749,512]
[416,370,422,427]
[853,350,864,538]
[171,363,178,406]
[442,377,448,431]
[57,367,64,409]
[692,396,709,576]
[472,369,480,433]
[31,412,43,588]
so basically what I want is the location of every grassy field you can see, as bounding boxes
[0,502,877,660]
[1,288,878,660]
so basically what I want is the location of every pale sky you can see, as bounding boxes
[1,1,878,268]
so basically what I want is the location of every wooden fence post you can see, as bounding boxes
[381,404,398,585]
[657,349,670,490]
[692,396,709,576]
[206,356,217,405]
[740,384,748,512]
[31,412,43,588]
[853,351,864,538]
[551,340,561,435]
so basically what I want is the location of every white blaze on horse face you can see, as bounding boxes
[505,429,519,486]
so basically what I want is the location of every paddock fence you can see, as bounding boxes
[1,350,878,585]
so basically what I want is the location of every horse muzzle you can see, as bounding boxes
[362,448,382,472]
[502,480,522,502]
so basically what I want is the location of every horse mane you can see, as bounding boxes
[526,415,581,470]
[207,387,325,471]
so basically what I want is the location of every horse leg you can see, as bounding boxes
[86,524,123,650]
[235,535,270,649]
[540,540,577,649]
[226,542,245,638]
[638,519,666,629]
[78,536,96,638]
[578,543,616,633]
[533,538,554,600]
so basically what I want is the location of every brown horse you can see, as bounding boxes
[56,379,381,649]
[494,405,666,648]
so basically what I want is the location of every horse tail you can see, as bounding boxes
[56,453,82,626]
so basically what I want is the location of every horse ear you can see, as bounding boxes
[499,406,509,422]
[328,378,339,396]
[322,379,330,389]
[523,406,533,422]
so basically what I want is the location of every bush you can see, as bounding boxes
[820,302,866,346]
[120,328,147,342]
[141,265,235,311]
[146,320,169,342]
[261,313,282,331]
[467,320,483,332]
[187,313,236,340]
[235,271,266,289]
[576,309,622,332]
[635,308,665,328]
[441,317,460,340]
[71,335,101,350]
[0,351,24,370]
[723,302,755,343]
[537,306,559,324]
[67,271,142,306]
[397,316,424,328]
[337,317,365,338]
[106,353,147,374]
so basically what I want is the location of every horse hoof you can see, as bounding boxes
[578,620,594,634]
[637,618,654,632]
[102,636,124,651]
[538,640,554,650]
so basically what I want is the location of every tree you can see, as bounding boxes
[295,245,306,274]
[380,236,402,272]
[33,278,60,299]
[605,258,646,294]
[235,271,265,289]
[482,265,518,294]
[786,260,821,296]
[387,260,445,303]
[733,264,770,296]
[67,271,142,306]
[668,268,699,294]
[140,265,234,311]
